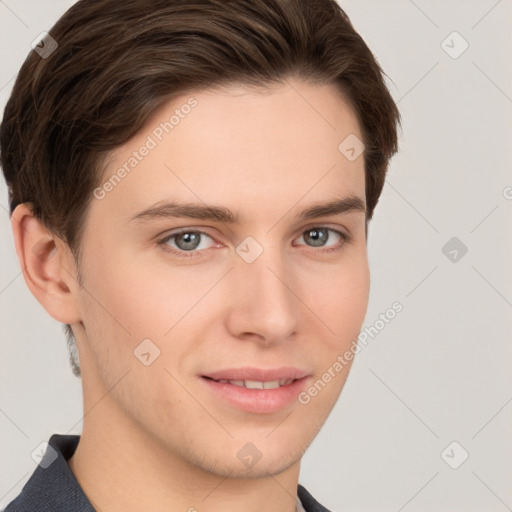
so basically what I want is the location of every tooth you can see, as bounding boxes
[244,380,264,389]
[279,379,287,386]
[229,380,245,387]
[263,380,280,389]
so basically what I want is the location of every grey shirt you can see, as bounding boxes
[3,434,332,512]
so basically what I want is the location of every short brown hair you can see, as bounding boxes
[0,0,400,376]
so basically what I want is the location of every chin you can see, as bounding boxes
[182,434,307,479]
[210,449,301,479]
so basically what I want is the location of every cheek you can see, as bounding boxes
[296,258,368,418]
[85,251,205,340]
[304,256,370,347]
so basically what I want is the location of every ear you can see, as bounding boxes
[10,203,82,325]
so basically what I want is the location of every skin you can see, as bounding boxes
[11,77,370,512]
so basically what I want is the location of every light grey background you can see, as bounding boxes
[1,1,511,511]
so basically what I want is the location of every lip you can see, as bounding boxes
[200,367,311,414]
[202,366,309,382]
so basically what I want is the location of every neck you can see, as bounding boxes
[68,394,302,512]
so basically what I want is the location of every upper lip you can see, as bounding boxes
[202,367,310,382]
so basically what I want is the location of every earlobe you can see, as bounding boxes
[10,203,82,325]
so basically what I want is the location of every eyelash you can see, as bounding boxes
[157,227,352,259]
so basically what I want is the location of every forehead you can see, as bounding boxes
[90,79,365,226]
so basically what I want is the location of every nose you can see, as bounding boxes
[224,243,299,345]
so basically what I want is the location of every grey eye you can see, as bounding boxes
[302,228,329,247]
[173,231,203,251]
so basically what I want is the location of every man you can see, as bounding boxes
[0,0,400,510]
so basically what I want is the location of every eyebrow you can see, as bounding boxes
[127,195,366,224]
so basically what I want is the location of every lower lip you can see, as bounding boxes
[200,376,309,413]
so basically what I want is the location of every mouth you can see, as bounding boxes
[199,367,310,413]
[202,376,296,389]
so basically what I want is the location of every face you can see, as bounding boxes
[72,78,370,477]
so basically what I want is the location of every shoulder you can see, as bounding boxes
[298,484,333,512]
[3,434,95,512]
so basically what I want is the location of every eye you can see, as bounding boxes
[294,227,350,252]
[158,226,352,259]
[158,229,217,258]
